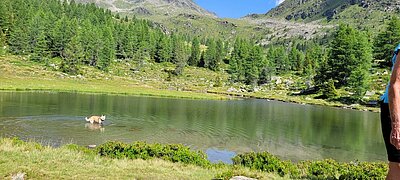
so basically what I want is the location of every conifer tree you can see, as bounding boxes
[322,24,372,99]
[174,40,188,75]
[188,37,201,66]
[272,46,289,73]
[135,41,150,72]
[229,38,242,82]
[215,39,224,68]
[304,44,325,76]
[374,16,400,68]
[327,24,372,88]
[204,39,218,71]
[98,27,115,71]
[245,46,263,85]
[155,36,172,63]
[50,16,73,57]
[61,34,83,74]
[30,31,49,62]
[8,21,29,55]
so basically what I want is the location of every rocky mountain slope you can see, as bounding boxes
[75,0,400,45]
[265,0,400,21]
[76,0,216,17]
[75,0,272,41]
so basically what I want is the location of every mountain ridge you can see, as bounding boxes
[76,0,216,17]
[265,0,400,21]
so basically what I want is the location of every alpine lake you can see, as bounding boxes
[0,92,385,164]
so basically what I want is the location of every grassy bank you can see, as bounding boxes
[0,55,383,112]
[0,138,282,179]
[0,56,228,100]
[0,138,388,179]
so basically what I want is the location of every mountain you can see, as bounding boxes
[241,0,400,44]
[76,0,216,17]
[265,0,400,22]
[75,0,270,41]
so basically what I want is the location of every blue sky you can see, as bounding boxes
[194,0,283,18]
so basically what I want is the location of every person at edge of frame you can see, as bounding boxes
[381,43,400,180]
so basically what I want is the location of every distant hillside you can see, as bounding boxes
[266,0,400,22]
[76,0,216,17]
[75,0,271,41]
[241,0,400,44]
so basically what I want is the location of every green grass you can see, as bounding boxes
[0,56,228,100]
[0,138,285,179]
[0,55,383,112]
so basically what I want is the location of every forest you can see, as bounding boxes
[0,0,399,102]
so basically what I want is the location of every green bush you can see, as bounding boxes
[232,152,299,177]
[63,144,96,155]
[297,160,387,179]
[233,153,387,179]
[298,159,341,179]
[96,141,210,167]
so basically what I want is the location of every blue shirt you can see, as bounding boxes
[381,44,400,103]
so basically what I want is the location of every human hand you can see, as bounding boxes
[391,128,400,150]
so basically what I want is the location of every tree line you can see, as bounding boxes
[0,0,399,101]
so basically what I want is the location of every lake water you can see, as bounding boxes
[0,92,385,164]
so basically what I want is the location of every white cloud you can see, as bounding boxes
[276,0,285,5]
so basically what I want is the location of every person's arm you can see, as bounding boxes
[389,53,400,149]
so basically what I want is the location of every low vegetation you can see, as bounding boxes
[0,138,281,179]
[233,152,387,179]
[0,138,387,179]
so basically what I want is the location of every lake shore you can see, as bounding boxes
[0,55,380,112]
[0,138,280,179]
[0,138,387,179]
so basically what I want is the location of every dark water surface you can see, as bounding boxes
[0,92,385,163]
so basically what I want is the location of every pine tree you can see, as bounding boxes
[30,31,49,62]
[204,39,217,71]
[245,45,263,85]
[0,30,6,55]
[135,41,150,72]
[229,38,243,82]
[50,16,73,57]
[61,34,83,74]
[155,36,172,63]
[215,39,224,69]
[323,24,372,100]
[188,37,201,66]
[327,24,372,88]
[174,40,188,75]
[374,16,400,68]
[273,46,289,73]
[8,20,29,55]
[320,79,339,99]
[98,27,115,71]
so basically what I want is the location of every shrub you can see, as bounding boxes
[297,159,387,179]
[96,141,210,167]
[63,144,96,155]
[232,152,299,177]
[233,152,388,179]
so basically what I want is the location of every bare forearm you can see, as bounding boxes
[389,84,400,128]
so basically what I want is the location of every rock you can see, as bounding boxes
[88,145,97,149]
[230,176,256,180]
[227,87,238,93]
[253,87,260,92]
[271,76,282,84]
[383,71,389,75]
[131,7,152,15]
[365,91,375,96]
[12,172,25,180]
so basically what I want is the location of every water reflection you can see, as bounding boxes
[0,92,385,163]
[85,123,105,132]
